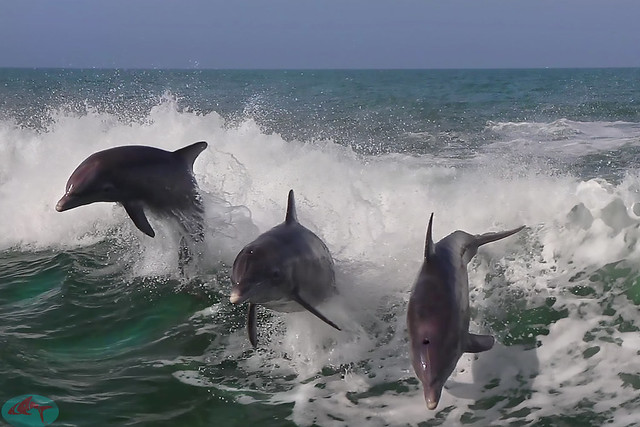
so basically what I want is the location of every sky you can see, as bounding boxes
[1,0,639,69]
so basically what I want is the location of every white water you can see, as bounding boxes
[485,119,640,158]
[1,100,639,425]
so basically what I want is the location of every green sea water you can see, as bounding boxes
[0,69,639,426]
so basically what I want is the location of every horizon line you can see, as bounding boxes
[1,65,639,72]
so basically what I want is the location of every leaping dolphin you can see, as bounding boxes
[230,189,340,347]
[56,141,207,242]
[407,213,524,410]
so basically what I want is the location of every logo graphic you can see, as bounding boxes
[2,395,59,427]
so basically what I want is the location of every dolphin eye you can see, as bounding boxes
[102,184,115,193]
[423,339,430,345]
[271,269,281,280]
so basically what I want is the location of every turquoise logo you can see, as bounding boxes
[2,395,59,427]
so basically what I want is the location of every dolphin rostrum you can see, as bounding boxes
[56,141,208,242]
[230,189,340,347]
[407,213,524,410]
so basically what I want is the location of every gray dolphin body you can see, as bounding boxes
[407,214,524,410]
[230,190,340,347]
[56,141,208,241]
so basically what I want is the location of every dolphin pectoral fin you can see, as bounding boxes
[123,202,155,237]
[465,333,495,353]
[291,290,341,331]
[248,303,258,348]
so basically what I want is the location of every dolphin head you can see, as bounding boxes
[408,311,459,409]
[407,275,459,411]
[56,155,124,212]
[229,241,290,305]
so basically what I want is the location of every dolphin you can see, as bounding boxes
[407,213,524,410]
[230,189,340,347]
[56,141,207,241]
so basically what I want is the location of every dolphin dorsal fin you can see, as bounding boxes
[424,213,436,261]
[285,189,298,225]
[174,141,208,170]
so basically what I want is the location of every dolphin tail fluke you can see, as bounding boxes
[291,290,341,331]
[465,333,495,353]
[285,189,298,225]
[461,225,525,264]
[123,201,155,237]
[247,303,258,348]
[474,225,526,248]
[424,213,436,261]
[174,141,208,170]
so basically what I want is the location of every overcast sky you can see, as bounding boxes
[1,0,639,69]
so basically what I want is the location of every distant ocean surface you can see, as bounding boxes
[1,68,639,426]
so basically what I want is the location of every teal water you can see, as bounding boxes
[0,69,639,426]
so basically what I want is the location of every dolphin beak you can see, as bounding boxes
[424,387,441,410]
[55,197,69,212]
[55,194,76,212]
[427,398,438,410]
[229,287,244,304]
[229,280,263,304]
[230,282,253,304]
[56,193,88,212]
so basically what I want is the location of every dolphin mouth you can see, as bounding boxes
[229,280,264,304]
[56,194,87,212]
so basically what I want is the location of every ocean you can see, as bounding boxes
[0,68,639,426]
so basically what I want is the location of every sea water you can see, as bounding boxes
[0,68,639,426]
